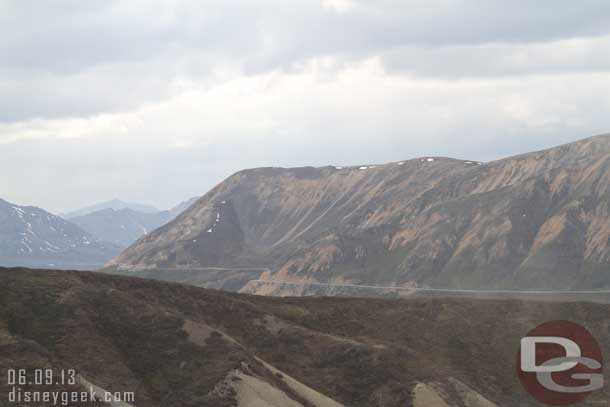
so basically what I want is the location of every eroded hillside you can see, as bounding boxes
[110,135,610,293]
[2,268,610,406]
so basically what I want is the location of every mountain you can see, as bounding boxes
[69,197,199,248]
[109,134,610,293]
[3,267,609,406]
[70,208,173,247]
[62,199,160,219]
[0,199,121,269]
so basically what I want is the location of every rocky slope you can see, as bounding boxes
[2,267,609,406]
[110,134,610,293]
[0,199,120,269]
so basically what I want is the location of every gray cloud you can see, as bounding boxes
[3,0,610,122]
[1,0,610,212]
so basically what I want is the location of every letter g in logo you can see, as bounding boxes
[517,321,604,406]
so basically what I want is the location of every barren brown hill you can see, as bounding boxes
[2,267,610,406]
[110,134,610,293]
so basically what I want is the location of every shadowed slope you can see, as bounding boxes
[2,267,610,406]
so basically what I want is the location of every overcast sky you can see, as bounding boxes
[2,0,610,213]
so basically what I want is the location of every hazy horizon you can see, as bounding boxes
[4,132,607,215]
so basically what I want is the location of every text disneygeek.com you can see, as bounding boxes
[6,369,135,406]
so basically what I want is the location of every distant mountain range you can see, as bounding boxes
[0,198,120,269]
[110,134,610,293]
[0,196,198,269]
[62,199,160,219]
[68,197,198,248]
[69,208,174,248]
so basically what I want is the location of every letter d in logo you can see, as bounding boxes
[517,321,604,406]
[521,336,582,373]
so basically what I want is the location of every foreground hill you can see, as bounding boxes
[2,267,609,406]
[111,134,610,293]
[0,199,120,269]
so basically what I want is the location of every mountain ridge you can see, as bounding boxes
[110,134,610,293]
[62,199,160,219]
